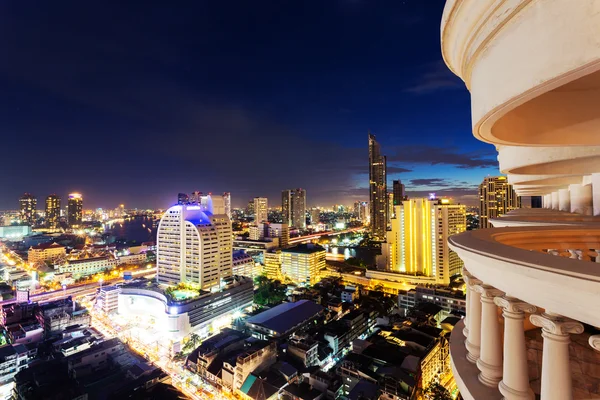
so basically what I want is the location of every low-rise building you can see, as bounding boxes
[117,253,146,266]
[263,250,282,281]
[232,250,254,278]
[288,335,319,367]
[398,286,466,316]
[35,298,91,337]
[27,242,66,265]
[0,344,34,390]
[231,341,277,393]
[324,310,376,357]
[281,244,326,285]
[97,286,120,314]
[245,300,324,340]
[57,255,117,277]
[341,286,358,303]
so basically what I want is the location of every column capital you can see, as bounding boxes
[473,284,504,299]
[494,296,536,315]
[589,335,600,352]
[462,267,472,279]
[467,277,483,288]
[530,313,584,336]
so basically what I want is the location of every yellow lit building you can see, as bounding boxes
[263,250,282,281]
[45,194,61,228]
[67,193,83,227]
[28,242,66,264]
[478,176,520,228]
[380,198,466,285]
[281,244,325,285]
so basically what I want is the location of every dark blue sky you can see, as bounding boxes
[0,0,499,209]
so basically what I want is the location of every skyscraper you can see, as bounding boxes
[381,198,466,285]
[189,191,202,204]
[177,193,189,205]
[156,201,232,289]
[368,133,387,240]
[67,193,83,227]
[253,197,268,223]
[478,176,521,228]
[282,189,306,229]
[222,192,231,219]
[19,193,37,225]
[45,194,61,228]
[393,180,405,205]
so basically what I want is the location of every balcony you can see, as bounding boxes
[441,0,600,399]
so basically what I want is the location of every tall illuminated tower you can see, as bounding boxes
[478,176,521,228]
[382,198,466,284]
[253,197,268,224]
[222,192,231,219]
[282,189,306,229]
[45,194,61,228]
[67,193,83,227]
[156,200,232,289]
[368,133,387,240]
[19,193,37,225]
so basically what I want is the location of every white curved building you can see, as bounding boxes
[157,200,232,289]
[441,1,600,399]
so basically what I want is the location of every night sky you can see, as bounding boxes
[0,0,500,210]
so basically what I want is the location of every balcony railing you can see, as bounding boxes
[448,226,600,400]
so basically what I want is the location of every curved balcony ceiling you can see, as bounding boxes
[442,0,600,147]
[498,146,600,176]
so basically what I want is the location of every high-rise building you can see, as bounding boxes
[381,198,466,285]
[67,193,83,227]
[478,176,521,228]
[368,133,387,240]
[310,208,320,225]
[281,244,326,285]
[253,197,268,224]
[19,193,37,225]
[189,191,202,205]
[393,180,405,205]
[45,194,61,228]
[177,193,189,205]
[282,189,307,229]
[223,192,232,219]
[249,222,289,247]
[156,199,232,289]
[387,192,395,223]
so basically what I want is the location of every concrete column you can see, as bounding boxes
[558,189,570,212]
[495,297,537,400]
[473,284,505,387]
[569,183,593,215]
[543,194,551,209]
[465,276,483,363]
[530,313,584,400]
[590,335,600,352]
[462,268,472,337]
[551,191,559,210]
[592,173,600,216]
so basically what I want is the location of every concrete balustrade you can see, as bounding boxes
[455,268,592,400]
[569,184,593,215]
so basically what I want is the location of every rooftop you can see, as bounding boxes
[246,300,323,335]
[282,243,325,254]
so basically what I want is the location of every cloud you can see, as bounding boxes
[403,60,463,94]
[387,166,413,174]
[387,145,497,169]
[409,178,452,187]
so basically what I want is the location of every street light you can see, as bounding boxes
[99,278,104,290]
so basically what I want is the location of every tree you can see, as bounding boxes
[424,382,452,400]
[182,333,201,353]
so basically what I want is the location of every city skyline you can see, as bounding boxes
[0,0,500,209]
